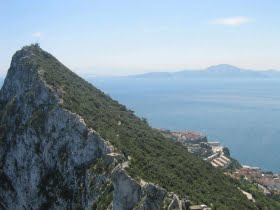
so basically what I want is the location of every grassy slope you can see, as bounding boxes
[22,45,259,209]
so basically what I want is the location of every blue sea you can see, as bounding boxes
[91,77,280,172]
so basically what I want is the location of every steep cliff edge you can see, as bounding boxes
[0,45,256,209]
[0,45,119,209]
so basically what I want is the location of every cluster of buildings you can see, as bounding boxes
[159,129,232,168]
[171,131,207,143]
[173,132,233,169]
[206,152,231,168]
[167,131,212,157]
[226,166,280,195]
[204,142,232,168]
[174,134,233,168]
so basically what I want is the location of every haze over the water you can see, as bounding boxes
[1,0,280,77]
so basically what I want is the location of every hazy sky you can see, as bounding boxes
[0,0,280,76]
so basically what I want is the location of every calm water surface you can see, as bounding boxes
[92,77,279,172]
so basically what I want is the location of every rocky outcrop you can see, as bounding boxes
[112,167,190,210]
[112,166,141,210]
[137,183,167,210]
[0,45,189,210]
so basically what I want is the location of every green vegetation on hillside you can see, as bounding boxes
[236,179,280,210]
[17,45,263,209]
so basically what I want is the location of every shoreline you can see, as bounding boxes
[158,128,280,195]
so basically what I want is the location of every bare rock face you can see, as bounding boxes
[0,46,115,209]
[137,183,167,210]
[0,45,188,210]
[112,167,141,210]
[112,167,189,210]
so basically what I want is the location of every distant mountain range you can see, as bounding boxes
[132,64,280,78]
[1,64,279,83]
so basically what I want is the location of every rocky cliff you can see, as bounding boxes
[0,45,190,209]
[0,45,114,209]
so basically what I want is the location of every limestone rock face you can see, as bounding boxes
[0,46,114,209]
[138,183,167,210]
[112,167,141,210]
[0,45,188,210]
[112,167,189,210]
